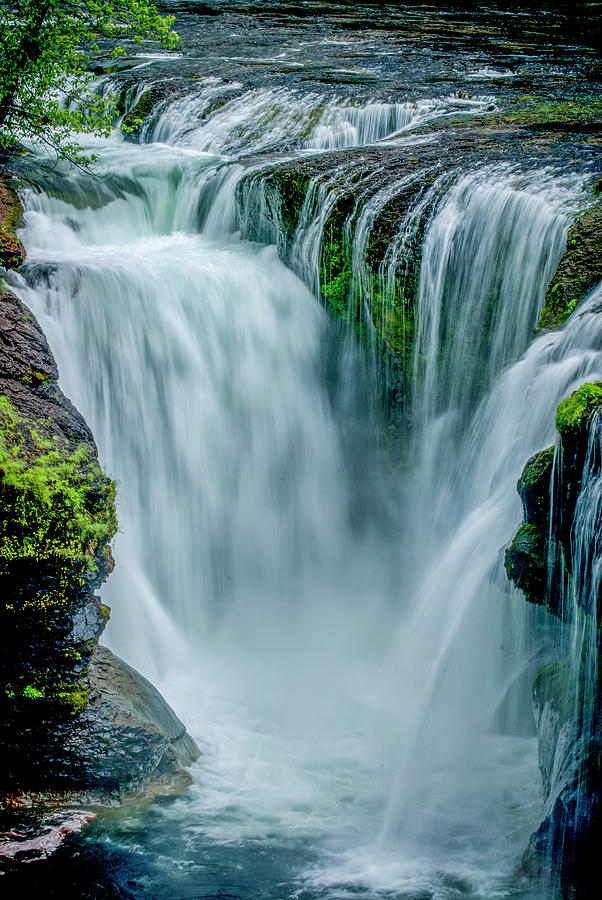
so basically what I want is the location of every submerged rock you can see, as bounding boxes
[0,810,96,867]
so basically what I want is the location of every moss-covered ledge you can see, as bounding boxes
[537,192,602,333]
[505,382,602,613]
[0,394,117,706]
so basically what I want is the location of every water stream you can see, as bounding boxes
[6,15,602,897]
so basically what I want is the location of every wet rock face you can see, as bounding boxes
[520,659,602,884]
[60,646,199,799]
[505,384,602,614]
[505,448,554,613]
[538,198,602,333]
[0,287,198,803]
[0,178,25,270]
[506,384,602,880]
[0,287,94,444]
[0,287,117,788]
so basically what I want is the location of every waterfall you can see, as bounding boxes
[377,277,602,858]
[7,82,599,895]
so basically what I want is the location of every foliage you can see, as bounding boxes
[0,0,179,165]
[555,382,602,438]
[0,394,117,578]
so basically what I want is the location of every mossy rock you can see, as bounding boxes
[0,230,25,269]
[555,382,602,439]
[121,89,162,141]
[505,522,548,608]
[0,395,117,576]
[498,98,602,131]
[0,177,25,270]
[517,446,554,530]
[268,170,310,241]
[538,196,602,333]
[320,193,356,320]
[533,657,574,725]
[0,394,117,729]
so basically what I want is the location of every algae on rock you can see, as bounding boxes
[0,177,25,270]
[538,196,602,333]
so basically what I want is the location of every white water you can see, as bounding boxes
[534,401,602,858]
[143,81,493,155]
[8,106,601,896]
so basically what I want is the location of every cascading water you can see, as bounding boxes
[6,66,601,899]
[143,82,493,155]
[526,395,602,877]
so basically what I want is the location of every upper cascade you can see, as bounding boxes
[117,79,493,155]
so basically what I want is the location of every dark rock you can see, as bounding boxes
[504,523,548,608]
[538,196,602,333]
[0,288,93,445]
[0,286,198,808]
[59,645,199,799]
[508,384,602,881]
[517,447,554,530]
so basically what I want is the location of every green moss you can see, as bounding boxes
[16,679,88,715]
[517,446,554,529]
[504,522,548,607]
[20,367,51,386]
[55,683,89,716]
[0,228,25,269]
[0,395,117,588]
[498,98,602,128]
[538,199,602,332]
[555,382,602,438]
[271,171,310,241]
[319,196,355,321]
[121,91,156,138]
[22,684,45,700]
[0,179,23,234]
[520,447,554,494]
